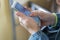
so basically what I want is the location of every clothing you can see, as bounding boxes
[56,14,60,27]
[28,14,60,40]
[55,14,60,40]
[28,30,49,40]
[45,14,60,40]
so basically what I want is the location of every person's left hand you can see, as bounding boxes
[16,12,40,34]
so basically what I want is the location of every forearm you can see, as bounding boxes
[50,13,56,26]
[28,26,40,34]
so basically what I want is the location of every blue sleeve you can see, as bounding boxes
[28,30,49,40]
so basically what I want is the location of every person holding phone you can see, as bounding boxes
[16,0,60,40]
[16,10,56,40]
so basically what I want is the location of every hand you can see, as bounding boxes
[25,7,56,27]
[16,12,40,34]
[30,10,56,27]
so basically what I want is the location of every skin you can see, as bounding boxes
[30,10,56,27]
[16,0,60,34]
[16,10,56,34]
[56,0,60,13]
[16,12,40,34]
[56,0,60,6]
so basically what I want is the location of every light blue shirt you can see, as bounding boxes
[28,30,49,40]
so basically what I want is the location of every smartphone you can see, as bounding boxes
[11,1,41,26]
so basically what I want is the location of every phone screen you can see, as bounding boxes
[14,2,32,16]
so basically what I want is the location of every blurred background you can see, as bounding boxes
[0,0,54,40]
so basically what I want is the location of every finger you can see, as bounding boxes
[27,8,32,11]
[30,12,36,16]
[30,10,38,16]
[24,6,32,11]
[16,11,27,19]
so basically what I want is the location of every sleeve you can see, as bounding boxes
[28,30,49,40]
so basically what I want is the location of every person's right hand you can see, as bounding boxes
[30,10,56,27]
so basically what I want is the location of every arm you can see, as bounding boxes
[30,11,56,27]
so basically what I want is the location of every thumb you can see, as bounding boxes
[30,10,39,16]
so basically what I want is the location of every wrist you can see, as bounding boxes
[51,13,58,27]
[28,29,36,34]
[28,27,40,34]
